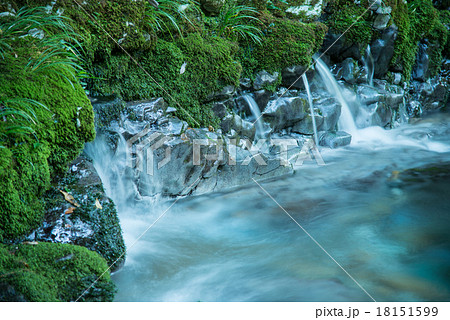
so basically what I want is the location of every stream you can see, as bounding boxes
[88,112,450,302]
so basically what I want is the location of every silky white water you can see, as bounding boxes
[86,112,450,302]
[243,94,266,139]
[315,58,359,136]
[302,73,319,146]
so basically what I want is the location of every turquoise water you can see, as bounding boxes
[90,113,450,301]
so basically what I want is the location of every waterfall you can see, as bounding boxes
[363,45,374,86]
[243,94,265,139]
[302,73,319,146]
[315,58,358,136]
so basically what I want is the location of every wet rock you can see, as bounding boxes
[369,0,382,10]
[254,90,273,111]
[316,98,341,131]
[406,100,423,118]
[373,14,391,30]
[357,85,384,105]
[127,97,168,122]
[376,6,392,14]
[240,78,252,90]
[281,65,314,89]
[253,70,279,90]
[232,114,256,140]
[200,0,225,15]
[207,85,236,101]
[371,25,398,77]
[409,78,449,111]
[263,96,309,131]
[292,114,324,135]
[211,101,228,119]
[319,131,352,148]
[321,33,363,62]
[392,72,402,85]
[363,102,392,127]
[412,42,430,82]
[31,155,126,271]
[341,58,358,84]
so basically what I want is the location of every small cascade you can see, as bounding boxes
[363,45,374,86]
[243,94,265,139]
[315,58,359,136]
[302,73,319,146]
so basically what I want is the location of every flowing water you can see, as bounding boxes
[363,45,374,87]
[302,73,319,146]
[243,94,266,139]
[315,58,359,136]
[87,112,450,302]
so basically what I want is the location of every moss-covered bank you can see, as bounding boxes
[0,242,115,301]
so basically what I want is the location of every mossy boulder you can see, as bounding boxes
[239,14,327,78]
[0,39,95,240]
[89,33,242,127]
[0,242,115,301]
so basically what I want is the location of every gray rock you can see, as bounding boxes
[341,58,357,84]
[369,0,382,10]
[253,70,279,90]
[376,6,392,14]
[393,72,402,85]
[254,90,273,111]
[211,101,228,119]
[319,131,352,148]
[373,14,391,30]
[127,97,168,122]
[31,155,126,271]
[263,96,309,131]
[291,114,324,135]
[200,0,225,15]
[321,33,363,62]
[357,85,384,105]
[165,106,177,114]
[316,98,341,131]
[207,85,236,101]
[240,78,252,90]
[371,25,398,77]
[281,65,314,89]
[406,101,423,117]
[412,42,430,82]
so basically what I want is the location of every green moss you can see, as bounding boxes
[388,0,447,81]
[239,14,327,76]
[89,33,241,127]
[0,39,95,240]
[325,0,372,51]
[0,242,115,301]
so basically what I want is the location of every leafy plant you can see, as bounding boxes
[145,0,199,39]
[0,98,48,144]
[216,5,263,44]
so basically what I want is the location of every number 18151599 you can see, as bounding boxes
[376,307,438,317]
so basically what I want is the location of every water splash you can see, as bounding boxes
[315,58,358,136]
[302,73,319,146]
[363,45,374,86]
[243,94,266,139]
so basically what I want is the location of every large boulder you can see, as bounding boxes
[371,25,398,78]
[263,97,309,131]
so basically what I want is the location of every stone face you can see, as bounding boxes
[30,155,126,271]
[253,70,279,90]
[211,101,228,119]
[254,89,273,111]
[240,78,252,90]
[319,131,352,148]
[207,85,236,101]
[373,14,391,30]
[291,114,324,135]
[281,65,315,89]
[321,33,363,62]
[263,96,309,131]
[371,25,398,77]
[341,58,357,84]
[412,42,430,82]
[316,98,341,131]
[200,0,225,15]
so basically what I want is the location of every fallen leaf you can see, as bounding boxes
[180,62,187,74]
[95,198,102,210]
[59,190,80,207]
[65,224,72,228]
[181,133,189,141]
[208,125,214,132]
[65,207,76,214]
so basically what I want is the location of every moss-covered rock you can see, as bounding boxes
[0,242,115,301]
[238,14,327,77]
[0,38,95,240]
[89,33,242,127]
